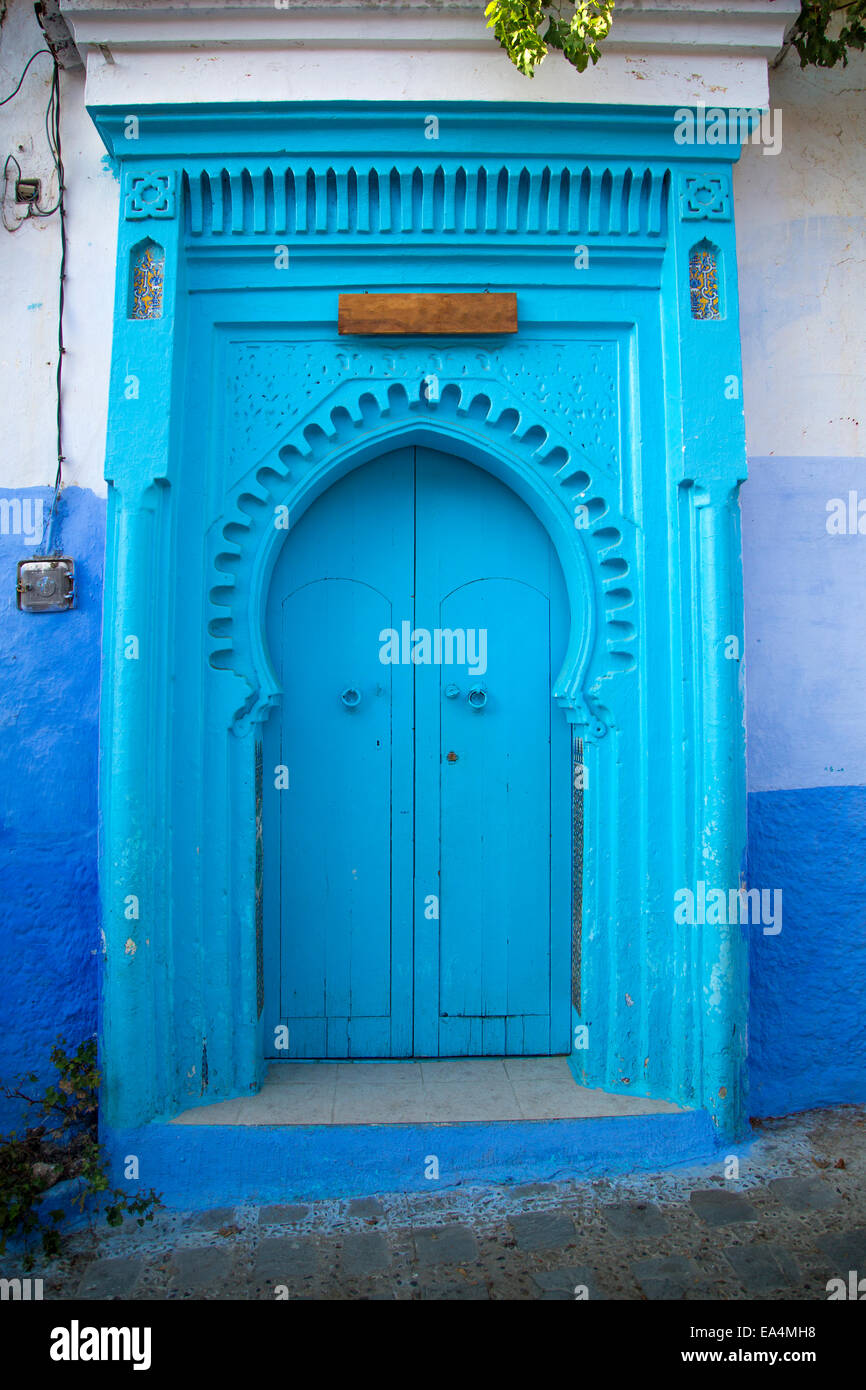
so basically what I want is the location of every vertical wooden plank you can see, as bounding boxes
[483,1018,506,1055]
[388,452,416,1059]
[549,549,574,1054]
[414,446,569,1056]
[265,449,414,1058]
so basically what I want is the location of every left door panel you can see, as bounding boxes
[263,449,415,1057]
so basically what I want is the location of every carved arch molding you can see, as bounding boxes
[207,343,637,741]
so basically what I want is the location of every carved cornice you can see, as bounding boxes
[64,1,798,63]
[65,2,799,111]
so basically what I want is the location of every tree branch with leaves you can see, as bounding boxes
[789,1,866,67]
[484,0,614,77]
[486,1,866,77]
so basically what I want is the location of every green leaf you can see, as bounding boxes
[486,0,615,77]
[791,2,866,68]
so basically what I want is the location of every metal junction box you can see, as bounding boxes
[17,557,75,613]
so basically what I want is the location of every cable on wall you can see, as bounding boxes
[36,53,65,554]
[1,38,66,553]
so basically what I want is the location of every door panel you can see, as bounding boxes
[264,444,571,1059]
[280,580,391,1034]
[263,449,414,1058]
[438,579,553,1020]
[413,448,571,1055]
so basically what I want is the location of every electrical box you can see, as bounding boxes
[15,178,41,205]
[17,557,75,613]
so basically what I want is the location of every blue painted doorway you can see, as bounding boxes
[263,445,572,1059]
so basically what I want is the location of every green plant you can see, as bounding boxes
[0,1038,161,1269]
[485,1,866,77]
[789,2,866,67]
[485,0,615,77]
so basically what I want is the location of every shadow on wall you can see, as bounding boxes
[0,486,106,1130]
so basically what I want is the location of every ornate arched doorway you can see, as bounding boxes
[262,444,572,1059]
[95,104,749,1167]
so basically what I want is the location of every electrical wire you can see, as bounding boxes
[0,47,52,105]
[0,40,67,550]
[33,55,62,217]
[2,153,26,231]
[38,55,65,555]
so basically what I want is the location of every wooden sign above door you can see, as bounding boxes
[338,292,518,336]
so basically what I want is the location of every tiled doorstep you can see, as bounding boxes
[172,1058,685,1126]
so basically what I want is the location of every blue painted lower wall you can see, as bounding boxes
[0,486,105,1131]
[104,1111,722,1209]
[2,467,865,1183]
[740,457,866,1120]
[747,784,866,1118]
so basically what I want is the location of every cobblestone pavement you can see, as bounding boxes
[9,1105,866,1301]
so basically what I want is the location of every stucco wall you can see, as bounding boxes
[0,0,116,497]
[735,52,866,1115]
[0,487,103,1121]
[0,0,864,1127]
[0,0,113,1124]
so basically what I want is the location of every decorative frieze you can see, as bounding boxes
[183,162,670,243]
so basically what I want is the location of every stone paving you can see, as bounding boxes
[6,1104,866,1301]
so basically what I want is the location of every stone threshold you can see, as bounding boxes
[172,1057,685,1127]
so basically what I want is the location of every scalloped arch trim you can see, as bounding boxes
[208,376,637,734]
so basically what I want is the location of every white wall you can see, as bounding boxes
[1,0,863,496]
[0,0,117,496]
[736,50,866,795]
[735,48,866,460]
[68,0,790,110]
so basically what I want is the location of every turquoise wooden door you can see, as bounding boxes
[264,445,571,1058]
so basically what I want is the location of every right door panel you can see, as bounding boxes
[413,447,572,1056]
